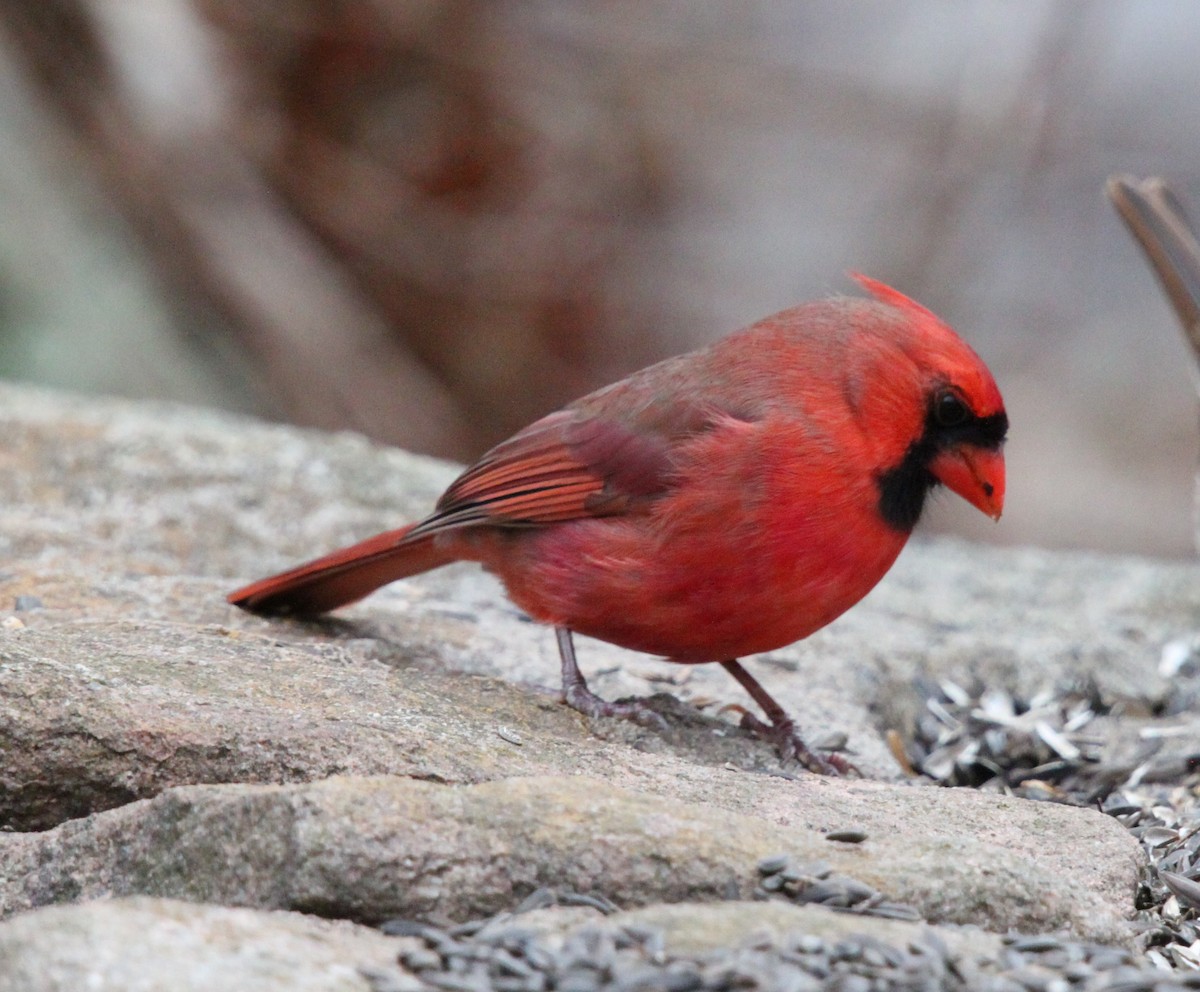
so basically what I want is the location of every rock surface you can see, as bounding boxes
[0,774,1137,941]
[1,381,1198,988]
[0,897,407,992]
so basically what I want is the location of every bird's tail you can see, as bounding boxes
[227,524,455,616]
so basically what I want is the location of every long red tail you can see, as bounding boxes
[227,525,455,616]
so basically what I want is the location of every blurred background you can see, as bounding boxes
[0,1,1198,556]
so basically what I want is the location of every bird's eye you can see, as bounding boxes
[933,390,969,427]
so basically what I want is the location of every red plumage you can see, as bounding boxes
[230,276,1007,774]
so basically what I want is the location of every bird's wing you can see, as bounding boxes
[409,397,732,536]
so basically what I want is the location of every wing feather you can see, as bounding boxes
[407,406,683,537]
[404,384,753,540]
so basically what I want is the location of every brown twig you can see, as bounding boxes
[1107,175,1200,361]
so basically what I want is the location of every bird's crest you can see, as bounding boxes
[849,273,941,326]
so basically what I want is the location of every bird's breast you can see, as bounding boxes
[462,437,909,662]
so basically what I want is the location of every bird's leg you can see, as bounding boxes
[556,627,668,730]
[720,659,857,776]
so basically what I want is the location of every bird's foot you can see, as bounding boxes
[731,707,859,776]
[562,682,669,732]
[556,626,669,731]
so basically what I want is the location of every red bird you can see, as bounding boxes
[229,276,1007,774]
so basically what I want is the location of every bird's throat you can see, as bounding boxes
[875,453,935,533]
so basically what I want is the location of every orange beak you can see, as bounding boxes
[929,446,1005,520]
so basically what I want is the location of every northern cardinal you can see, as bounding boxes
[229,276,1007,774]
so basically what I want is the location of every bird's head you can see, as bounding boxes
[849,275,1008,532]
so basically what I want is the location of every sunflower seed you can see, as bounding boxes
[496,727,524,746]
[1163,871,1200,911]
[823,829,867,844]
[756,853,790,875]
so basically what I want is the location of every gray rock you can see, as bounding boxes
[604,900,1002,958]
[0,775,1139,943]
[1,380,1194,763]
[0,896,409,992]
[0,380,1185,964]
[0,895,1145,992]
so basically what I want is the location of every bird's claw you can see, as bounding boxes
[563,684,670,732]
[736,709,859,777]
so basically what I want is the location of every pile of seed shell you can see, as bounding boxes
[367,903,1173,992]
[754,854,922,922]
[1104,786,1200,967]
[902,676,1200,968]
[899,678,1110,798]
